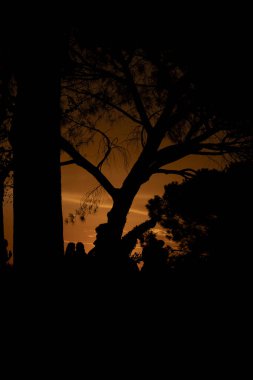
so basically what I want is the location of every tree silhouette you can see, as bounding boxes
[1,30,252,273]
[146,161,253,277]
[139,231,170,275]
[6,28,66,272]
[60,46,252,266]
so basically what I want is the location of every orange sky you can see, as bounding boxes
[61,153,221,251]
[3,113,223,264]
[3,151,222,265]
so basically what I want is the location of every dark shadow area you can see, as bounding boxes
[146,161,253,290]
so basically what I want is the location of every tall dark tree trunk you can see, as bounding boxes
[0,181,4,247]
[94,185,143,271]
[11,30,64,273]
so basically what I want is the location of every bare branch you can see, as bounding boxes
[120,56,153,134]
[86,90,143,125]
[190,124,221,145]
[64,113,114,169]
[184,119,205,142]
[65,185,103,224]
[64,86,143,125]
[70,51,127,85]
[194,151,229,156]
[60,160,75,166]
[155,168,197,179]
[149,122,224,172]
[61,137,117,200]
[149,143,196,172]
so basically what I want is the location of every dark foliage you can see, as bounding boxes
[147,161,253,277]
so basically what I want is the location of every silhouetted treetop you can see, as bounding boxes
[62,46,252,167]
[146,161,253,273]
[60,44,252,263]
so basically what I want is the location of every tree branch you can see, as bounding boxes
[60,137,117,200]
[154,168,196,179]
[60,160,75,166]
[184,119,205,142]
[64,114,114,170]
[149,143,196,172]
[149,124,223,172]
[190,125,221,145]
[88,90,142,125]
[193,151,228,156]
[65,86,143,125]
[120,57,153,134]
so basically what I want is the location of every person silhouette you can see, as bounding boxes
[75,242,88,274]
[64,241,89,275]
[75,242,86,256]
[65,242,75,258]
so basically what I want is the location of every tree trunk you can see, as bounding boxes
[0,181,4,254]
[94,185,142,272]
[11,30,64,273]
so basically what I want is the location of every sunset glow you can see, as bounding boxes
[4,153,222,258]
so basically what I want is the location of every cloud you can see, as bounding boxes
[99,204,147,216]
[151,228,167,236]
[62,192,83,204]
[129,208,147,216]
[62,192,148,216]
[135,193,153,200]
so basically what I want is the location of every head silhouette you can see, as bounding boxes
[76,242,86,255]
[65,242,75,257]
